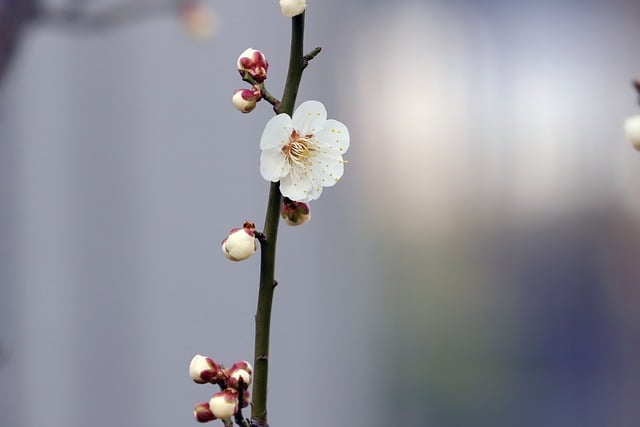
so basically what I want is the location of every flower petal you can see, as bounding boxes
[314,119,350,155]
[309,151,344,188]
[291,100,327,135]
[280,167,322,202]
[260,113,292,150]
[280,173,307,202]
[260,148,289,181]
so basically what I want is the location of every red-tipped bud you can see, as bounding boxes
[237,48,268,83]
[281,197,311,226]
[232,87,262,113]
[189,354,220,384]
[221,222,258,262]
[227,360,253,390]
[209,389,239,420]
[194,402,216,423]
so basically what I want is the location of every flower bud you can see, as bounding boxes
[281,197,311,226]
[232,87,262,113]
[209,389,239,420]
[279,0,307,17]
[625,114,640,151]
[227,360,252,390]
[181,1,216,39]
[189,354,220,384]
[222,222,258,262]
[237,48,268,83]
[194,402,216,423]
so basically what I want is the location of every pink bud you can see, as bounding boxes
[209,389,239,420]
[194,402,216,423]
[237,48,269,83]
[281,197,311,226]
[232,87,262,113]
[189,354,220,384]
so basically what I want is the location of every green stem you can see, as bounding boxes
[251,12,306,427]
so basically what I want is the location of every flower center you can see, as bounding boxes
[283,130,314,167]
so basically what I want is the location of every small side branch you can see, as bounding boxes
[303,46,322,68]
[241,71,281,112]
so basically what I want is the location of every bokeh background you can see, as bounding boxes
[2,1,640,426]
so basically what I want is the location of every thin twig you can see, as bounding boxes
[251,12,307,426]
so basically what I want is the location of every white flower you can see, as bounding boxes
[279,0,306,17]
[259,100,349,202]
[624,114,640,151]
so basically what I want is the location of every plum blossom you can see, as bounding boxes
[259,100,349,202]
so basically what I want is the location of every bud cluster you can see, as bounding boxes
[232,48,269,113]
[189,355,253,424]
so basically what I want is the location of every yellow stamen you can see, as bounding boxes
[283,130,315,168]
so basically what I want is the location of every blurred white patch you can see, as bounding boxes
[343,2,640,233]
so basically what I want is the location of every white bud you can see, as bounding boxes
[279,0,306,17]
[209,389,239,420]
[189,354,219,384]
[221,223,257,262]
[232,88,261,113]
[624,114,640,151]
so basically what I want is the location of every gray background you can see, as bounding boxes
[2,1,640,426]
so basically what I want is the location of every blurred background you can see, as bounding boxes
[2,0,640,426]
